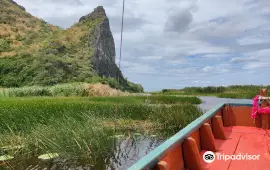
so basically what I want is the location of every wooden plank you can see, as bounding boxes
[200,132,241,170]
[190,130,201,151]
[216,110,222,117]
[266,130,270,137]
[229,106,255,127]
[222,106,231,127]
[223,126,266,135]
[261,114,270,130]
[155,144,184,170]
[183,137,203,170]
[200,123,217,152]
[212,115,227,140]
[229,133,270,170]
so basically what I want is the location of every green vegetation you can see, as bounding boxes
[141,95,202,104]
[0,0,143,93]
[150,104,203,136]
[0,84,201,104]
[0,83,106,97]
[157,85,270,99]
[182,86,226,93]
[0,83,87,97]
[0,97,203,168]
[0,39,11,52]
[216,92,258,99]
[0,52,143,92]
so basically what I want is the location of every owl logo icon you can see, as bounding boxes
[203,151,215,163]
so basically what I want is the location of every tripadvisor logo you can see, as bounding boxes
[203,151,260,163]
[203,151,215,163]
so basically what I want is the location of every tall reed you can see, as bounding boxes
[0,97,203,167]
[0,83,126,97]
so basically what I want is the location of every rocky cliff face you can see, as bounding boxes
[79,6,123,79]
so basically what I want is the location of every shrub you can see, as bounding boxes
[162,89,169,93]
[0,38,11,52]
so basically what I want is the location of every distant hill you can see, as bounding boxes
[0,0,143,92]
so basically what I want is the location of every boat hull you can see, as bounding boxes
[128,103,270,170]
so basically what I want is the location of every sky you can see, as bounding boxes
[15,0,270,92]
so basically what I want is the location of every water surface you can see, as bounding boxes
[198,96,252,112]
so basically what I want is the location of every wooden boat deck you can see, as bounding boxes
[200,126,270,170]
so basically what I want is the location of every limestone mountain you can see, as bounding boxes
[0,0,143,92]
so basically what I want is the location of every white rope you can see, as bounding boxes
[117,0,125,83]
[114,0,126,147]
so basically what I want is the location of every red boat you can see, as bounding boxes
[128,89,270,170]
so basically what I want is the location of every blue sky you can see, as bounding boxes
[15,0,270,91]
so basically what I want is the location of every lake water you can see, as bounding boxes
[1,96,253,169]
[198,96,252,112]
[4,136,163,170]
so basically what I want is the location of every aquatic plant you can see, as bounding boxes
[150,104,203,137]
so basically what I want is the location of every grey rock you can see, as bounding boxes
[79,6,106,23]
[82,6,125,81]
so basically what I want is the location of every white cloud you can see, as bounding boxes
[241,49,270,69]
[168,68,197,74]
[140,56,163,61]
[229,49,270,70]
[237,35,270,45]
[230,57,258,63]
[122,62,157,74]
[202,64,230,73]
[243,62,270,69]
[192,80,212,84]
[202,66,214,72]
[166,59,188,65]
[201,53,231,58]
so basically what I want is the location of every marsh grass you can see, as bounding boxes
[26,114,115,161]
[77,95,202,104]
[150,104,203,137]
[0,97,201,133]
[157,85,269,99]
[217,92,258,99]
[144,95,201,104]
[0,83,86,97]
[0,83,127,97]
[0,99,153,133]
[0,112,115,165]
[0,96,202,166]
